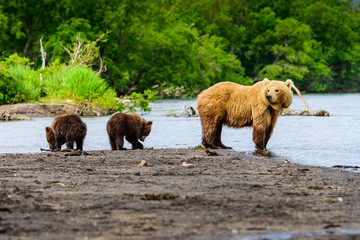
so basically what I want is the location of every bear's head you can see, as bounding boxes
[262,78,293,110]
[140,121,153,142]
[45,126,56,150]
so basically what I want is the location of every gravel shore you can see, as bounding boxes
[1,149,359,239]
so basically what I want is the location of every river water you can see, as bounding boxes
[0,94,359,168]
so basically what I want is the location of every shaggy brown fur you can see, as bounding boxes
[106,113,153,150]
[45,114,87,151]
[197,78,293,152]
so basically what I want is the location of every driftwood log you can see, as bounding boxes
[0,111,30,121]
[283,108,330,116]
[166,104,198,117]
[283,83,330,117]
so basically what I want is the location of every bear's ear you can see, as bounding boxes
[146,121,153,126]
[285,79,293,89]
[263,78,270,86]
[45,126,52,133]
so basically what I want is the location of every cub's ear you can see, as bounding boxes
[262,78,270,86]
[146,121,153,126]
[45,126,52,133]
[285,79,293,89]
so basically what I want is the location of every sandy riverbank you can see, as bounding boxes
[0,149,359,239]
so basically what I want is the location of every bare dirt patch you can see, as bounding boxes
[1,149,359,239]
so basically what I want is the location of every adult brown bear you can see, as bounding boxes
[45,114,87,151]
[106,113,152,150]
[197,78,293,153]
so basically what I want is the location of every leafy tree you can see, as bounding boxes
[257,17,332,91]
[1,0,360,94]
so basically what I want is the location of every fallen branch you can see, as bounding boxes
[285,81,330,117]
[291,82,313,115]
[40,148,52,152]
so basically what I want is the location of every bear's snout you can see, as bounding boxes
[266,95,272,102]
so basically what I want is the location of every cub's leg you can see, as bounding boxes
[115,136,125,150]
[76,139,84,151]
[126,135,144,150]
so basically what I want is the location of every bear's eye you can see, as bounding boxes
[275,89,279,92]
[267,90,270,92]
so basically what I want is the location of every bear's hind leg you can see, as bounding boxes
[202,120,222,149]
[108,134,117,150]
[66,140,74,150]
[115,136,125,150]
[214,123,231,149]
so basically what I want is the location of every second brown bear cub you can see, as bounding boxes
[45,114,87,151]
[107,113,152,150]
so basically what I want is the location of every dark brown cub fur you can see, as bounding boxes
[106,112,152,150]
[45,114,87,151]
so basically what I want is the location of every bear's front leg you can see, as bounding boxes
[75,139,84,151]
[132,141,144,150]
[253,127,265,150]
[252,110,272,155]
[54,137,64,151]
[126,135,144,150]
[253,128,270,155]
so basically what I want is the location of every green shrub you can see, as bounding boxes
[43,66,131,113]
[43,66,109,101]
[130,89,157,113]
[1,53,32,67]
[1,56,156,113]
[0,65,25,104]
[7,64,41,101]
[0,53,40,103]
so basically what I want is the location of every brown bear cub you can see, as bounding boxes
[45,114,87,151]
[107,113,152,150]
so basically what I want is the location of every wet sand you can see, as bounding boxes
[1,149,359,239]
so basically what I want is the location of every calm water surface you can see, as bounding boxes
[0,94,359,168]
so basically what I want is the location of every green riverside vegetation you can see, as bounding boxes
[1,0,360,109]
[0,54,156,113]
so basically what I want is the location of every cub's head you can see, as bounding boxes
[262,78,293,109]
[140,120,153,142]
[45,126,56,150]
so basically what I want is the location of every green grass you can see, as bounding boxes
[1,62,154,113]
[7,64,41,101]
[41,65,127,113]
[43,66,109,101]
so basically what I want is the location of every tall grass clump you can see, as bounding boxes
[1,53,41,102]
[43,66,108,101]
[42,65,125,113]
[7,64,41,102]
[0,65,22,104]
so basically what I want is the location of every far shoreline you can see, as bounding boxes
[0,103,107,120]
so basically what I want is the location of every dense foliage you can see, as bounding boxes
[0,54,156,113]
[0,65,22,104]
[0,0,359,93]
